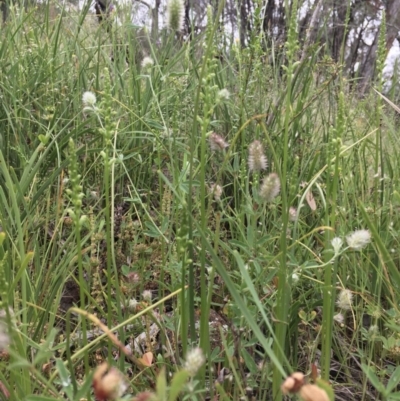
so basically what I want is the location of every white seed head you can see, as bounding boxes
[369,325,379,339]
[142,290,152,302]
[259,173,280,202]
[82,91,96,107]
[331,237,343,255]
[289,206,298,222]
[141,56,154,69]
[248,140,267,172]
[184,347,205,376]
[128,299,138,311]
[336,289,353,310]
[217,88,230,101]
[209,183,223,201]
[209,133,229,151]
[346,229,371,251]
[333,313,344,324]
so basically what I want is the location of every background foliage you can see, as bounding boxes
[0,1,400,401]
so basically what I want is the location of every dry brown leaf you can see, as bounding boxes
[306,189,316,211]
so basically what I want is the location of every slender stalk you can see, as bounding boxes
[272,1,298,398]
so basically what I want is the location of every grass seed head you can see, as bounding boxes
[209,183,223,201]
[336,289,353,310]
[289,206,298,222]
[331,237,343,255]
[209,132,229,151]
[248,140,267,172]
[259,173,280,202]
[142,290,152,302]
[333,313,344,324]
[184,347,205,376]
[346,229,371,250]
[167,0,185,32]
[82,91,97,107]
[217,88,230,101]
[141,56,154,70]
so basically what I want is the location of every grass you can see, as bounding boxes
[1,1,400,401]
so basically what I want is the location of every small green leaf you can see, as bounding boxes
[168,370,190,401]
[298,310,307,321]
[38,134,49,145]
[241,348,258,375]
[55,359,74,399]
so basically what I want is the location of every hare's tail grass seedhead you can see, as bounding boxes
[208,132,229,152]
[336,289,353,311]
[209,183,223,201]
[259,173,280,202]
[183,348,205,376]
[248,140,267,172]
[346,229,371,251]
[167,0,184,32]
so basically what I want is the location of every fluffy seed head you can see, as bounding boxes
[217,88,230,101]
[346,229,371,250]
[141,56,154,69]
[289,206,298,222]
[128,299,139,311]
[167,0,185,32]
[369,324,379,336]
[259,173,280,202]
[209,133,229,151]
[142,290,152,302]
[183,347,205,376]
[248,140,267,172]
[0,309,12,351]
[331,237,343,255]
[333,313,344,324]
[82,91,96,107]
[209,183,223,201]
[336,289,353,310]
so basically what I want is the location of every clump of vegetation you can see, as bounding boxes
[0,1,400,401]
